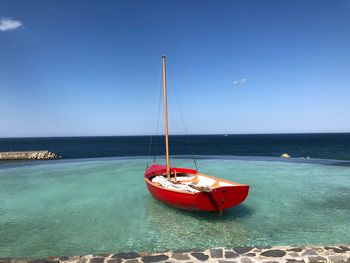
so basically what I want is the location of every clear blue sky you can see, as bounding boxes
[1,0,350,137]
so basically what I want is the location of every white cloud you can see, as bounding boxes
[233,78,247,85]
[0,18,22,31]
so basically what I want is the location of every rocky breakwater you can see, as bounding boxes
[0,151,60,160]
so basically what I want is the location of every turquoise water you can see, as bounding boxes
[1,157,350,258]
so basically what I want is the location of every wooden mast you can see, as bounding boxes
[162,54,171,178]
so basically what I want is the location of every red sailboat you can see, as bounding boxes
[144,55,249,212]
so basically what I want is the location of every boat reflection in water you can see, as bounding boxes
[143,195,252,250]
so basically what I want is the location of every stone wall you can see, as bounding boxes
[0,151,59,160]
[1,245,349,263]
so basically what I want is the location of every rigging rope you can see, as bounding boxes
[147,59,199,172]
[168,74,199,171]
[147,61,162,167]
[153,74,163,163]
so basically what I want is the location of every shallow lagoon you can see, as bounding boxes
[1,157,350,258]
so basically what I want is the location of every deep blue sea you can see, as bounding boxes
[1,133,350,161]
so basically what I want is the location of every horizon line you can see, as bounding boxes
[1,131,350,139]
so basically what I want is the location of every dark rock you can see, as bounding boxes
[286,260,305,263]
[328,255,349,263]
[260,249,286,257]
[333,248,346,254]
[29,260,58,263]
[90,258,104,263]
[323,246,348,253]
[171,253,190,260]
[232,247,253,255]
[245,253,256,257]
[224,251,239,258]
[125,260,139,263]
[209,248,223,258]
[28,260,52,263]
[324,249,350,253]
[307,256,327,263]
[112,253,140,259]
[287,248,303,252]
[141,255,169,263]
[137,253,150,257]
[190,253,209,261]
[339,246,350,252]
[12,260,33,263]
[0,258,11,263]
[107,259,122,263]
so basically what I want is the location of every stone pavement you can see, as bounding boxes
[1,244,350,263]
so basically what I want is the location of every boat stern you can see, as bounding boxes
[196,184,250,211]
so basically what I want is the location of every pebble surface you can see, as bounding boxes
[1,245,350,263]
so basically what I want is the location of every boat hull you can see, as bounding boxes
[144,164,249,211]
[145,181,199,210]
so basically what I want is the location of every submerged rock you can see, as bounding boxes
[261,249,286,257]
[210,248,223,258]
[233,247,253,254]
[112,252,139,259]
[141,254,169,263]
[190,252,209,261]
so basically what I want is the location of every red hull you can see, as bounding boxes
[144,164,249,211]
